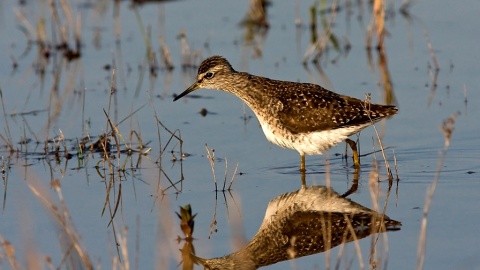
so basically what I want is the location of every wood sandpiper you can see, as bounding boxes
[174,56,397,172]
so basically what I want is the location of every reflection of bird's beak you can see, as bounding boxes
[173,82,200,101]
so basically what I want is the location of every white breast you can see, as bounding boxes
[259,119,369,156]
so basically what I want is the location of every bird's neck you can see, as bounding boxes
[222,72,274,111]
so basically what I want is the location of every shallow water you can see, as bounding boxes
[1,0,479,269]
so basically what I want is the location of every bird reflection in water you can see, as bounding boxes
[180,185,400,270]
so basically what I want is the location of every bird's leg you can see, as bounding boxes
[300,170,307,187]
[300,154,306,173]
[345,139,360,168]
[341,166,360,197]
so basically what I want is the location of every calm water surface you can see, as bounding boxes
[0,0,479,269]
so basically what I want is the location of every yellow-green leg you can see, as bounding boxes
[341,166,360,197]
[300,154,306,173]
[300,169,307,187]
[346,138,360,168]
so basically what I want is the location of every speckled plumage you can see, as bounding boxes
[174,56,397,165]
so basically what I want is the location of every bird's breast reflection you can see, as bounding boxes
[194,185,401,270]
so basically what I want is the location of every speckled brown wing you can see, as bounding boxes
[275,82,397,134]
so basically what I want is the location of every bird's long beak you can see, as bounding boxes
[173,82,200,101]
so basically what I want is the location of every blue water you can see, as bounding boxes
[0,0,479,269]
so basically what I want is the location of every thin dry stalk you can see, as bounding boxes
[100,173,122,259]
[208,192,219,239]
[223,158,228,191]
[114,226,130,270]
[205,144,218,191]
[13,8,36,42]
[424,29,440,107]
[303,0,340,63]
[367,167,380,268]
[1,157,7,211]
[0,235,20,269]
[58,0,82,54]
[369,164,393,269]
[178,30,191,68]
[334,227,347,269]
[377,46,397,106]
[370,123,393,179]
[159,36,174,70]
[321,214,332,270]
[104,57,117,126]
[28,179,93,269]
[381,228,391,270]
[135,216,140,270]
[222,158,238,191]
[0,87,14,152]
[48,0,65,46]
[373,0,385,48]
[463,84,468,112]
[423,29,439,71]
[104,109,122,162]
[228,162,239,190]
[364,94,394,180]
[155,115,183,158]
[416,112,459,270]
[75,15,82,51]
[154,190,175,270]
[130,130,151,154]
[344,215,365,270]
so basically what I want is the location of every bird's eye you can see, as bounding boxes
[204,72,214,79]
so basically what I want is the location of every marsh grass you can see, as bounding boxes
[0,1,455,269]
[153,112,186,195]
[14,0,82,62]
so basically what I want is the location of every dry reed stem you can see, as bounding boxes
[27,177,93,269]
[0,87,15,152]
[208,192,219,239]
[363,94,394,181]
[228,162,239,190]
[416,112,460,270]
[48,0,64,45]
[380,226,391,269]
[104,109,121,161]
[223,158,228,191]
[154,191,176,270]
[334,225,348,269]
[321,214,332,270]
[1,157,7,212]
[373,0,385,48]
[205,144,218,191]
[0,234,20,269]
[112,226,130,270]
[159,36,174,70]
[423,28,440,107]
[155,115,183,157]
[463,84,468,112]
[302,0,340,63]
[367,167,379,268]
[423,29,439,71]
[344,215,365,270]
[13,8,36,42]
[178,30,191,68]
[58,0,74,31]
